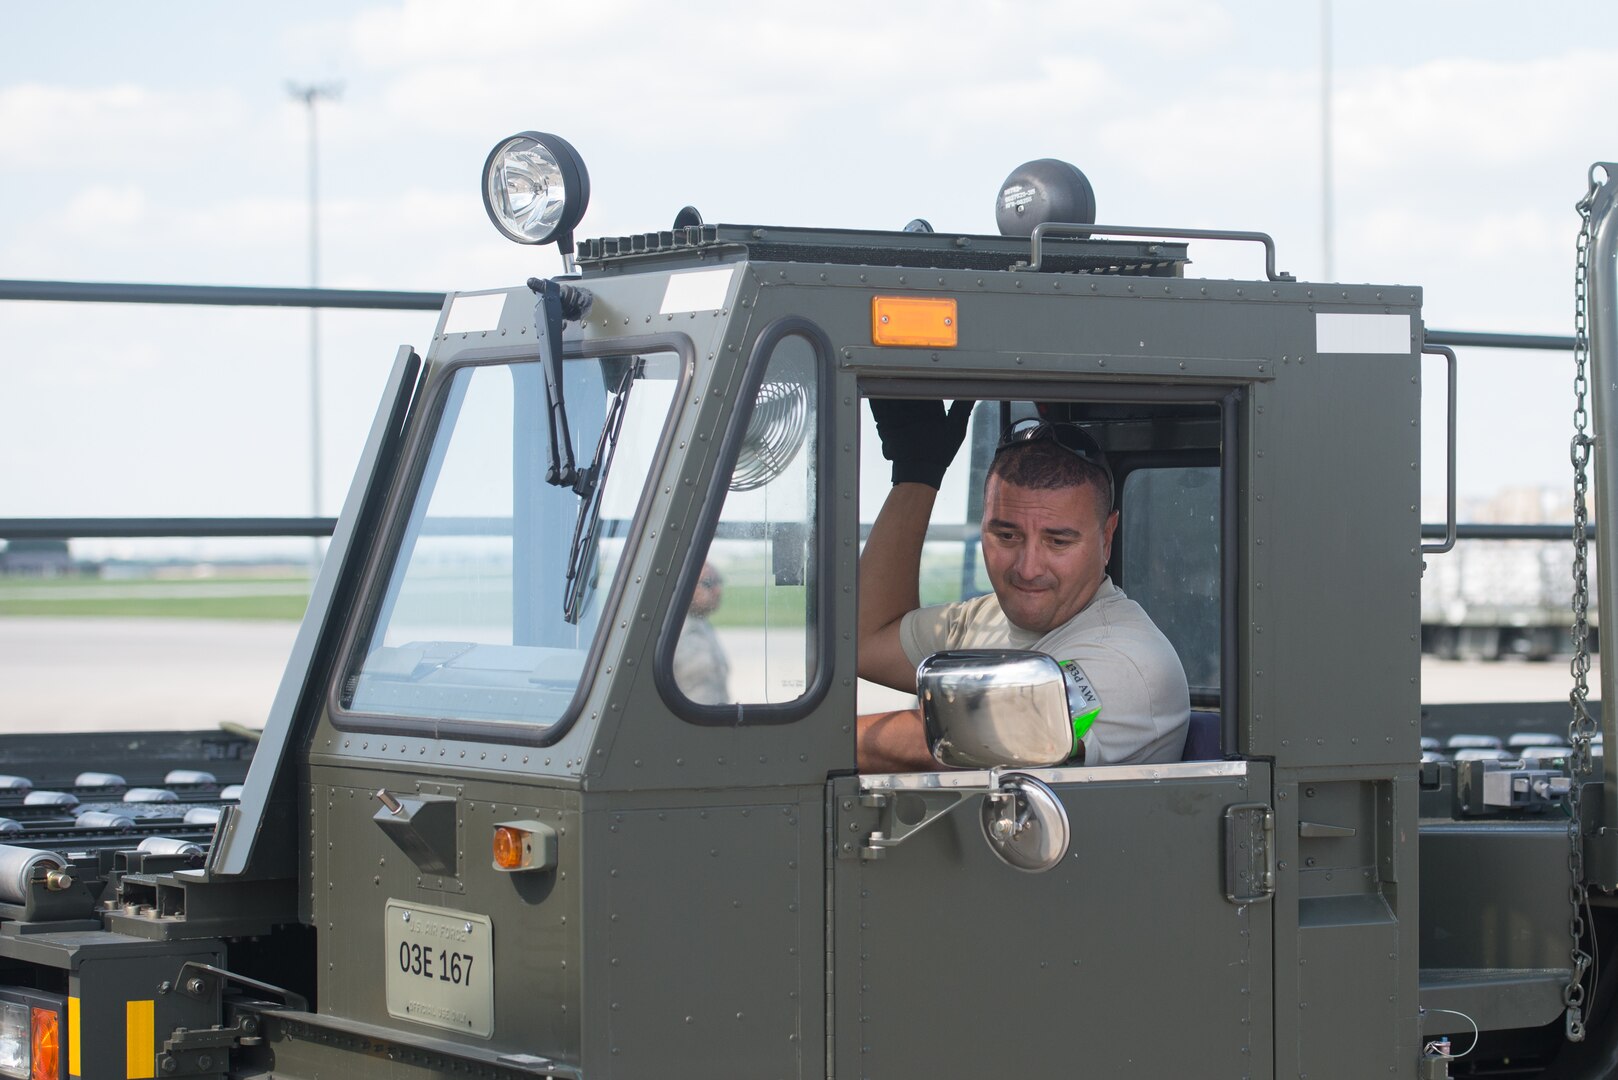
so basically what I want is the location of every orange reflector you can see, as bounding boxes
[493,826,526,870]
[871,296,958,347]
[31,1007,58,1080]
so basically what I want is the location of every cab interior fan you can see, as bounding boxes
[730,380,809,491]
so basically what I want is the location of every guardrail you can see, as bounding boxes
[0,279,443,311]
[0,520,1595,543]
[0,279,1584,544]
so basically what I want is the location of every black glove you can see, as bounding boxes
[869,398,975,489]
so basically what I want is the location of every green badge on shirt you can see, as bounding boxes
[1058,659,1102,753]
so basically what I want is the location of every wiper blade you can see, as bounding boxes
[562,360,638,623]
[526,277,594,491]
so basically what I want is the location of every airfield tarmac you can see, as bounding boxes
[0,616,1601,733]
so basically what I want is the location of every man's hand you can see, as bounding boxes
[870,398,975,489]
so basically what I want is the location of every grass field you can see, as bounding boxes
[0,545,986,625]
[0,575,809,625]
[0,576,312,620]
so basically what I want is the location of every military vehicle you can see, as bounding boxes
[0,133,1615,1079]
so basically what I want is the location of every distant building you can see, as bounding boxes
[0,539,75,577]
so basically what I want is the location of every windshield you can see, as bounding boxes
[338,348,681,730]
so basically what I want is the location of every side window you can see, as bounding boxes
[339,351,680,731]
[1120,466,1221,691]
[670,333,819,710]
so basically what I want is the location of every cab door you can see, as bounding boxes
[835,397,1272,1076]
[828,761,1274,1077]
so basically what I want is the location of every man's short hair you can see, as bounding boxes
[988,442,1112,518]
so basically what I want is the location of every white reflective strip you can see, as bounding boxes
[1315,313,1412,354]
[442,292,508,334]
[661,267,735,314]
[861,759,1248,792]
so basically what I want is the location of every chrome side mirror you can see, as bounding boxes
[919,649,1079,769]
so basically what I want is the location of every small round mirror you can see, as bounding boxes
[982,772,1071,872]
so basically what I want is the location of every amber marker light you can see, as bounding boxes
[493,826,528,871]
[871,296,958,348]
[492,820,558,874]
[28,1008,56,1080]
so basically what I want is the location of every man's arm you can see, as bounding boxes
[855,398,974,691]
[855,398,974,770]
[855,482,937,692]
[857,708,936,772]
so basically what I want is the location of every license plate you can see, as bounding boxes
[384,900,494,1038]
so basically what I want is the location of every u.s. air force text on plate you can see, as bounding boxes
[384,899,494,1038]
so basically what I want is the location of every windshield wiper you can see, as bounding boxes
[563,360,639,623]
[526,277,595,492]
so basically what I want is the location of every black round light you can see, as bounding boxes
[994,159,1096,237]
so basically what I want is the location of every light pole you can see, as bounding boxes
[1320,0,1335,281]
[286,81,342,571]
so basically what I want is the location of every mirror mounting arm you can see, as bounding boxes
[858,788,973,860]
[857,768,1072,873]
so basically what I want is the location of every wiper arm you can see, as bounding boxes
[526,277,595,491]
[563,361,638,623]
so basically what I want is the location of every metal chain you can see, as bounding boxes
[1564,173,1600,1041]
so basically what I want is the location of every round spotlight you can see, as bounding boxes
[995,158,1095,238]
[482,131,591,252]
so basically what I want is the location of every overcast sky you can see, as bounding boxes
[3,0,1615,554]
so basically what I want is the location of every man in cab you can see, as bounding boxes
[856,399,1191,772]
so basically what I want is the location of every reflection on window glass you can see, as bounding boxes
[672,334,818,710]
[673,558,731,705]
[1120,467,1220,690]
[342,351,679,727]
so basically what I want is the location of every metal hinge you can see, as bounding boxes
[851,789,971,860]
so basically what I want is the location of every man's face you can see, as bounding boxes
[980,475,1117,634]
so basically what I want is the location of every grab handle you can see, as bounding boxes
[1420,341,1458,555]
[1028,222,1293,281]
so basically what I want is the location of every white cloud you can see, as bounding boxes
[1353,206,1563,267]
[346,0,1231,69]
[4,0,1616,516]
[344,0,1226,150]
[1334,53,1607,175]
[1,192,307,283]
[58,186,149,231]
[0,82,248,168]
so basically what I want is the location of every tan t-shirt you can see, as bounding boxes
[673,615,731,705]
[899,577,1190,765]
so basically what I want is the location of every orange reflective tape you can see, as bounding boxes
[125,999,154,1079]
[871,296,958,347]
[67,997,79,1078]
